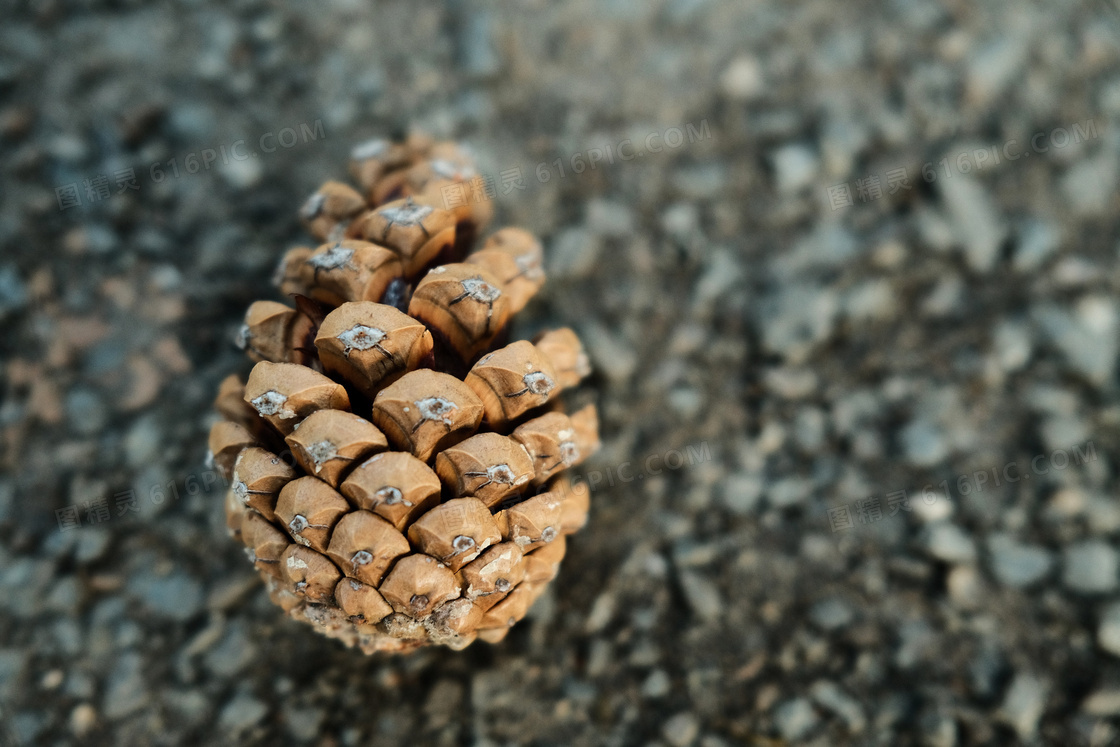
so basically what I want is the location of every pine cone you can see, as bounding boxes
[208,135,600,653]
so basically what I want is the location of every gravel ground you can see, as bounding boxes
[2,1,1120,745]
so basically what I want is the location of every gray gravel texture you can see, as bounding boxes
[1,1,1120,745]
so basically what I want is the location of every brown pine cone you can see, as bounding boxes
[209,135,600,653]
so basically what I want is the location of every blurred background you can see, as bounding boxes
[1,1,1119,745]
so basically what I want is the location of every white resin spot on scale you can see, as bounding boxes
[522,371,555,396]
[415,396,458,426]
[306,245,354,271]
[376,486,405,506]
[559,441,581,465]
[486,464,516,485]
[337,324,386,356]
[452,535,476,554]
[379,201,433,225]
[459,276,501,303]
[251,390,294,418]
[479,548,514,576]
[303,440,339,471]
[515,252,544,279]
[235,324,250,350]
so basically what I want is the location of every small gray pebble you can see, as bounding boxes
[66,389,109,437]
[771,144,819,194]
[641,669,672,699]
[986,533,1052,588]
[0,265,28,318]
[128,570,204,622]
[75,528,113,564]
[217,692,268,734]
[924,523,977,564]
[1063,540,1119,594]
[285,706,326,741]
[811,680,865,733]
[586,198,635,238]
[773,697,819,741]
[810,597,854,631]
[678,570,722,623]
[102,653,147,720]
[1098,602,1120,656]
[900,419,949,467]
[1083,687,1120,716]
[661,712,700,747]
[997,673,1048,740]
